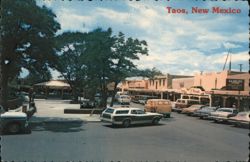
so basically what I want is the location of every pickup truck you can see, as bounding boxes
[0,105,29,134]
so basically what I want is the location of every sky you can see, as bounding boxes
[35,0,249,79]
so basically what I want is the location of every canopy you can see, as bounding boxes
[34,80,71,89]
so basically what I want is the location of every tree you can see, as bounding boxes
[55,32,89,102]
[130,67,164,79]
[0,1,2,107]
[84,28,116,107]
[0,0,60,110]
[109,32,148,106]
[23,67,52,86]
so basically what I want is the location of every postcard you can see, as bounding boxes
[0,0,249,162]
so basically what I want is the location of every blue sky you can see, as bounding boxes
[35,0,249,78]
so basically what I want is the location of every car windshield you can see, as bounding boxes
[105,108,114,114]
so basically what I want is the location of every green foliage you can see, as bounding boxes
[1,0,60,77]
[55,28,148,106]
[0,0,60,108]
[130,67,164,79]
[23,68,52,86]
[55,32,89,101]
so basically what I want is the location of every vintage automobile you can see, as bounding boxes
[0,105,29,134]
[131,95,158,104]
[173,99,200,113]
[100,107,163,127]
[144,99,172,118]
[181,104,205,115]
[227,111,250,127]
[193,106,218,119]
[209,108,238,122]
[80,99,95,109]
[117,95,131,105]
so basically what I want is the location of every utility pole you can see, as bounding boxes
[238,64,243,72]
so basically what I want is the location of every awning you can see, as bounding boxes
[34,80,71,89]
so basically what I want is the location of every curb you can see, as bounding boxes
[28,119,101,124]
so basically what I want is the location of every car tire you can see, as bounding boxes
[152,118,160,125]
[122,119,131,128]
[7,123,21,134]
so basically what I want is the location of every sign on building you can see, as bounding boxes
[226,79,244,91]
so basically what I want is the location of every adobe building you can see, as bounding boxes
[120,76,149,91]
[172,77,194,90]
[148,74,193,91]
[119,70,249,111]
[193,70,249,111]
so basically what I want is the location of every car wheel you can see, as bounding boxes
[7,123,21,134]
[152,118,160,125]
[123,119,131,128]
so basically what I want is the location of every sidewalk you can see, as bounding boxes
[29,99,101,123]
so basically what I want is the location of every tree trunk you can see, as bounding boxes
[110,81,119,107]
[0,63,9,111]
[0,13,3,109]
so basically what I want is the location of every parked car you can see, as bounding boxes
[145,99,172,118]
[0,105,29,134]
[139,95,158,105]
[209,108,238,122]
[173,99,200,113]
[117,95,131,105]
[80,99,95,109]
[181,104,205,115]
[227,111,250,127]
[131,95,158,104]
[193,106,218,119]
[100,107,163,127]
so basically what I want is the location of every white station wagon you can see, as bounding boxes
[100,107,163,127]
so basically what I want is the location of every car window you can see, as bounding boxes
[233,110,238,114]
[115,110,129,114]
[105,108,114,114]
[131,110,137,114]
[136,110,145,114]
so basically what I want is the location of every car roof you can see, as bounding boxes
[217,107,237,110]
[147,99,170,101]
[106,107,142,110]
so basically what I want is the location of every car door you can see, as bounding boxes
[134,109,152,124]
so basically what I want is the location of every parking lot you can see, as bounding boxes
[1,100,249,162]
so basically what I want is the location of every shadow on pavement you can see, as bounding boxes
[29,116,86,133]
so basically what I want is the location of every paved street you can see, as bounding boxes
[1,100,249,162]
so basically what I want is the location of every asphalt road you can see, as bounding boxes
[1,103,249,162]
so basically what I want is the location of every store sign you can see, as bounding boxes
[226,79,244,91]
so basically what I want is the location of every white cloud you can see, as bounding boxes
[44,2,248,78]
[56,8,93,33]
[223,42,241,49]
